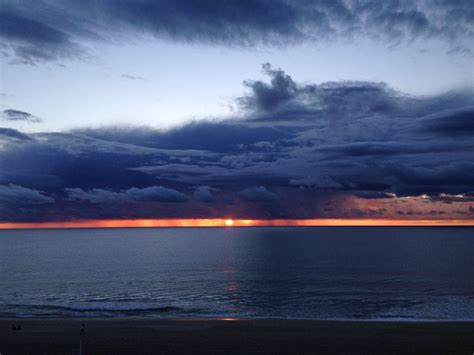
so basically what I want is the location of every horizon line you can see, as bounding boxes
[0,218,473,229]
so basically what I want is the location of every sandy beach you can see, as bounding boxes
[1,318,473,354]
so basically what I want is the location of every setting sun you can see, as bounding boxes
[225,219,234,227]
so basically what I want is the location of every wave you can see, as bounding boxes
[4,303,191,315]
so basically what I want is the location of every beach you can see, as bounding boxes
[1,318,474,354]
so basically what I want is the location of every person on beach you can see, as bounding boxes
[80,324,85,335]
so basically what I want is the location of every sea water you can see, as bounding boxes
[1,226,473,320]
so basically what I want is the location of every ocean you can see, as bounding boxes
[1,226,473,320]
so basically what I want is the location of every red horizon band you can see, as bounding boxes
[0,218,473,229]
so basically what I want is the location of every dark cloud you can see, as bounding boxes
[0,12,69,46]
[239,64,406,122]
[75,121,291,153]
[318,141,472,157]
[396,210,423,216]
[428,193,474,204]
[240,186,277,202]
[354,191,396,199]
[428,210,446,216]
[240,63,298,111]
[1,0,472,64]
[0,127,32,141]
[193,185,216,203]
[1,109,42,123]
[105,0,303,45]
[1,65,473,221]
[0,131,197,191]
[0,184,53,204]
[389,162,474,195]
[0,10,82,65]
[65,186,187,204]
[421,108,474,136]
[349,208,387,218]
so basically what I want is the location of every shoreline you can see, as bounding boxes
[3,316,474,322]
[2,318,474,354]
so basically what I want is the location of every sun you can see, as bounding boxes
[225,219,234,227]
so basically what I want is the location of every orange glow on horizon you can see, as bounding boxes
[0,218,473,229]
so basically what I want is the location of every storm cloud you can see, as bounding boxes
[1,0,472,64]
[65,186,188,204]
[0,64,473,221]
[0,184,53,205]
[239,63,406,122]
[240,186,278,202]
[421,108,474,136]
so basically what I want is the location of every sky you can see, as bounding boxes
[0,0,473,224]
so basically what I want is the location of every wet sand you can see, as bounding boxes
[1,318,474,354]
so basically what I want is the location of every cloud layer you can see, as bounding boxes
[1,0,472,64]
[1,109,42,123]
[1,64,473,222]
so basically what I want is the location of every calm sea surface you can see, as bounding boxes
[1,227,473,320]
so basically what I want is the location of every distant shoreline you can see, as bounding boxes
[1,318,474,354]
